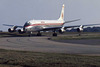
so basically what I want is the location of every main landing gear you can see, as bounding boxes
[37,31,42,36]
[28,31,57,37]
[28,31,42,37]
[28,32,33,37]
[52,30,57,36]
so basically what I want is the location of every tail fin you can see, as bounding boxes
[58,4,65,21]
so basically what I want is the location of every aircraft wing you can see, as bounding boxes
[41,24,100,31]
[64,24,100,28]
[3,24,23,28]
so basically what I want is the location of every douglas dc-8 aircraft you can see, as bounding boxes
[3,4,99,36]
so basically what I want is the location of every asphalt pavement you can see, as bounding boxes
[0,37,100,55]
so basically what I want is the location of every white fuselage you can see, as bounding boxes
[24,20,64,32]
[24,4,65,32]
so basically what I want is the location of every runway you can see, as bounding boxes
[0,37,100,54]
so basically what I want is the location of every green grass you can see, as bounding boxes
[0,49,100,67]
[0,32,29,37]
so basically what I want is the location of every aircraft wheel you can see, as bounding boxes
[37,32,42,36]
[28,34,31,37]
[28,32,32,37]
[53,33,57,36]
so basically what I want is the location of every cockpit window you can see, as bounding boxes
[24,22,31,27]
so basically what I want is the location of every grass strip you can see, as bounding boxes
[52,34,100,40]
[0,49,100,67]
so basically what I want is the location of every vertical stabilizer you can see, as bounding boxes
[58,4,65,21]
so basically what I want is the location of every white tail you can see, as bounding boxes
[58,4,65,21]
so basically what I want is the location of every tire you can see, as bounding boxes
[37,33,42,36]
[53,33,57,36]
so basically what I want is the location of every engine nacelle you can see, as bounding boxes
[18,29,25,34]
[59,28,65,34]
[8,28,16,32]
[77,25,84,32]
[8,26,17,33]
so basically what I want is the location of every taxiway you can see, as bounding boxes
[0,37,100,54]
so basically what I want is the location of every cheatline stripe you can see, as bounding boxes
[25,23,64,27]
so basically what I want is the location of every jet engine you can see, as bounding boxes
[18,28,25,34]
[77,25,84,32]
[59,27,65,34]
[8,26,17,32]
[8,28,14,32]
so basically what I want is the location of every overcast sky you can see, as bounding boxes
[1,0,100,31]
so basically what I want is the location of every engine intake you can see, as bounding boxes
[18,29,25,34]
[8,26,17,33]
[59,29,64,34]
[59,27,65,34]
[77,25,84,32]
[8,28,16,32]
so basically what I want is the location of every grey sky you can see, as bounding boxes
[0,0,100,31]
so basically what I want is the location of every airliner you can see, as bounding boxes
[3,4,99,36]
